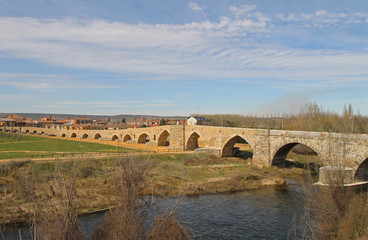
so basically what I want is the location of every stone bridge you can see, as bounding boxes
[5,125,368,180]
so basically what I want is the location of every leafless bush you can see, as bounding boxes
[92,156,190,240]
[17,159,86,240]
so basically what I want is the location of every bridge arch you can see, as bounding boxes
[13,129,18,133]
[111,134,119,141]
[71,133,77,138]
[221,135,253,160]
[61,133,66,137]
[94,133,102,139]
[138,133,150,144]
[32,130,37,134]
[158,130,170,146]
[354,157,368,181]
[123,134,132,142]
[186,132,201,150]
[40,131,45,135]
[272,142,320,169]
[82,133,88,139]
[25,129,30,134]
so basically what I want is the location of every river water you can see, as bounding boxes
[3,178,307,239]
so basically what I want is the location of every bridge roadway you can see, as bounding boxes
[5,125,368,179]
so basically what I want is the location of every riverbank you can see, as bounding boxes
[0,153,307,225]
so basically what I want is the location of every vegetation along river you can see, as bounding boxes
[3,178,307,239]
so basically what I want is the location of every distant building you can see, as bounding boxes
[186,116,210,126]
[65,117,93,125]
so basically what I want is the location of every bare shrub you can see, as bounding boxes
[17,158,86,240]
[92,156,190,240]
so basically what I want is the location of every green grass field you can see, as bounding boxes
[0,133,133,159]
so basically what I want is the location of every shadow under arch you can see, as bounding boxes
[61,133,66,137]
[186,132,201,151]
[355,157,368,181]
[71,133,77,138]
[82,133,88,139]
[158,130,170,146]
[111,134,119,141]
[137,133,149,144]
[94,133,102,139]
[25,129,30,134]
[272,142,320,171]
[123,134,132,142]
[32,130,37,134]
[221,135,253,160]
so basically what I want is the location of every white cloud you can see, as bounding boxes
[229,5,256,18]
[188,2,202,12]
[276,10,368,27]
[55,100,174,108]
[0,72,116,92]
[0,14,366,86]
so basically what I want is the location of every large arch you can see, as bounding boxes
[61,133,66,137]
[137,133,149,144]
[111,134,119,141]
[94,133,102,139]
[186,132,201,151]
[272,142,320,169]
[158,130,170,146]
[221,135,253,159]
[71,133,77,138]
[82,133,88,139]
[123,134,132,142]
[354,157,368,181]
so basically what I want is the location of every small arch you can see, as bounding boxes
[221,135,253,160]
[138,133,149,144]
[71,133,77,138]
[94,133,102,139]
[40,131,45,135]
[186,132,201,150]
[33,130,37,134]
[111,134,119,141]
[158,130,170,146]
[13,129,18,133]
[355,157,368,181]
[82,133,88,139]
[123,134,132,142]
[25,129,30,134]
[272,143,320,170]
[61,133,66,137]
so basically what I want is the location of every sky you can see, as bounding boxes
[0,0,367,116]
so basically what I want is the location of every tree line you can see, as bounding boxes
[194,103,368,134]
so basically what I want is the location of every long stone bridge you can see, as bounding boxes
[4,125,368,180]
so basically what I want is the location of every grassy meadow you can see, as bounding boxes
[0,132,132,159]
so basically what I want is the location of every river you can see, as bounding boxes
[3,178,307,239]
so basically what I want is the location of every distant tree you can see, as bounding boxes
[140,124,147,128]
[160,118,166,126]
[122,118,126,123]
[107,117,111,122]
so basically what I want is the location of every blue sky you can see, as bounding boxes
[0,0,367,116]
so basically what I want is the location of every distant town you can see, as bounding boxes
[0,114,210,130]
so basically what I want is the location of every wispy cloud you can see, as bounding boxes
[276,10,368,28]
[0,72,116,91]
[188,2,202,12]
[55,100,175,108]
[0,7,366,86]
